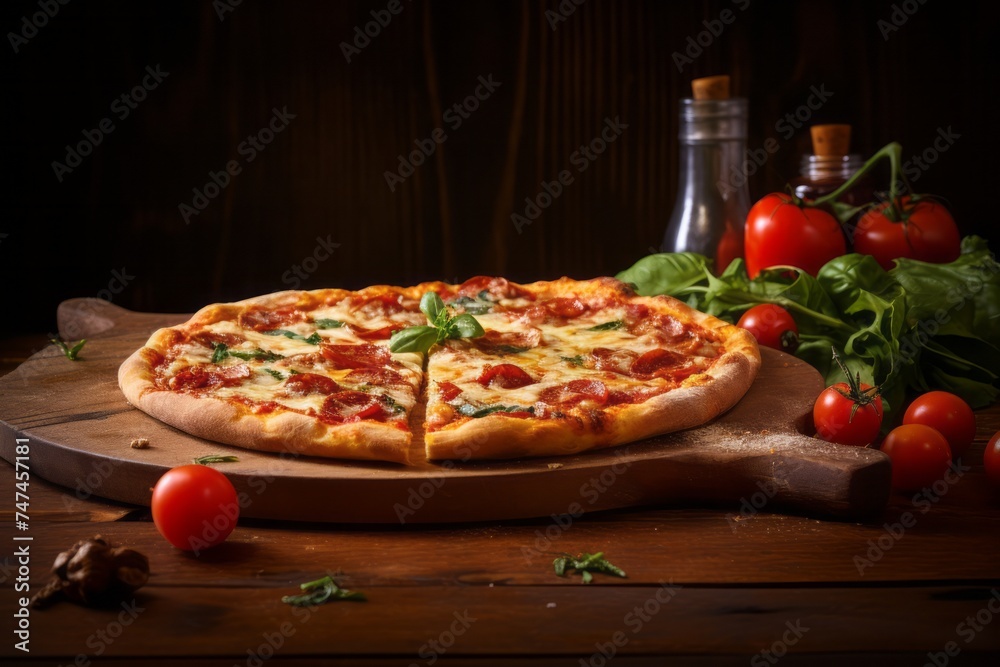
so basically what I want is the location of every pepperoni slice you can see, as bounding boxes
[624,303,650,323]
[283,373,340,396]
[630,348,683,377]
[344,367,408,387]
[356,324,405,341]
[437,381,462,402]
[476,363,536,389]
[473,328,541,354]
[456,276,534,300]
[192,331,245,348]
[169,365,251,390]
[320,343,391,370]
[238,306,306,332]
[545,297,588,319]
[606,386,663,406]
[348,292,406,318]
[590,348,638,375]
[320,391,386,423]
[538,379,609,407]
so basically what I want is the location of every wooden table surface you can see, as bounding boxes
[2,336,999,666]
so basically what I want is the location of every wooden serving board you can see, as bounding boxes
[0,298,890,523]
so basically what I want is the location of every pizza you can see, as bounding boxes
[118,276,761,463]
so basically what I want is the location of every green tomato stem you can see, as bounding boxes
[805,142,908,217]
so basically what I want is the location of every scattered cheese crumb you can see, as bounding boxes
[547,463,563,470]
[547,602,557,608]
[130,437,150,449]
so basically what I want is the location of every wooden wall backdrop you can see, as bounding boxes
[2,0,994,335]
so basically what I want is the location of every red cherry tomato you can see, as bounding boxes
[813,382,883,447]
[152,465,239,551]
[744,193,846,278]
[737,304,799,353]
[985,431,1000,486]
[902,391,976,458]
[853,196,960,271]
[880,424,952,492]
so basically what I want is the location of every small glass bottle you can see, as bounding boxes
[660,79,750,272]
[792,125,874,207]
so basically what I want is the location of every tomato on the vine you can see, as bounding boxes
[152,465,239,551]
[814,382,883,447]
[737,304,799,353]
[744,193,846,278]
[985,431,1000,486]
[812,349,883,447]
[902,391,976,458]
[853,196,960,271]
[880,424,952,492]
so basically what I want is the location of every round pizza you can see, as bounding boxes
[118,276,761,463]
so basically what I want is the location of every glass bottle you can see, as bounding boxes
[660,97,750,272]
[792,154,874,206]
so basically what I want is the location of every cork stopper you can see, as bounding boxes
[691,75,730,100]
[811,124,851,156]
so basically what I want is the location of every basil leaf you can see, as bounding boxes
[211,342,229,364]
[420,292,446,325]
[560,355,585,366]
[262,329,323,345]
[456,404,534,418]
[380,394,406,414]
[450,293,494,315]
[389,325,440,353]
[588,320,623,331]
[229,348,284,362]
[281,575,366,606]
[616,252,713,297]
[314,319,345,329]
[263,368,285,381]
[449,313,485,339]
[51,338,88,361]
[552,551,627,584]
[496,345,530,355]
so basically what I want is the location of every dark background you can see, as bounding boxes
[2,0,995,337]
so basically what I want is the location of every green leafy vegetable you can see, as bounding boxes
[389,293,486,353]
[314,319,345,329]
[617,239,1000,419]
[262,329,323,345]
[588,320,624,331]
[560,355,585,366]
[380,394,405,415]
[553,552,627,584]
[456,404,534,418]
[281,575,366,606]
[51,338,87,361]
[449,290,494,315]
[496,345,531,355]
[211,342,284,363]
[193,455,239,465]
[263,368,286,381]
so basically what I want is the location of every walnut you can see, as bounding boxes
[31,536,149,609]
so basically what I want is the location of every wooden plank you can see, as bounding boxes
[20,500,1000,588]
[7,583,1000,659]
[0,461,136,524]
[0,299,891,522]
